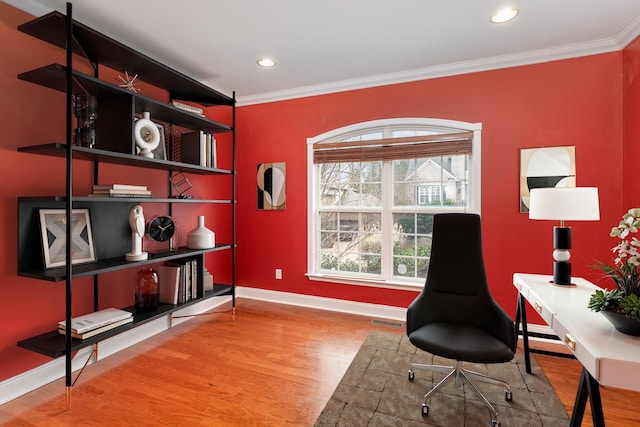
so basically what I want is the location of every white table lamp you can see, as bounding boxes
[529,187,600,286]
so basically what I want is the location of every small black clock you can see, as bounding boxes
[147,215,176,247]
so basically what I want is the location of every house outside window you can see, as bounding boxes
[307,118,481,290]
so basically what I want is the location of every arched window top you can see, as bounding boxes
[308,118,482,145]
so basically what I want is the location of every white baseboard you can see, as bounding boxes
[235,286,561,345]
[0,288,561,406]
[0,296,230,405]
[236,286,407,321]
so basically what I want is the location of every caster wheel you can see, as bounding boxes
[491,420,501,427]
[421,403,429,416]
[505,390,513,402]
[408,370,415,381]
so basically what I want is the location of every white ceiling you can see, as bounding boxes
[7,0,640,105]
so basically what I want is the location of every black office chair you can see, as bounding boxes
[406,213,516,427]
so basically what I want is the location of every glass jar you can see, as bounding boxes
[135,267,159,313]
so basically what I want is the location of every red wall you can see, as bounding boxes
[623,36,640,206]
[235,54,625,315]
[0,0,636,382]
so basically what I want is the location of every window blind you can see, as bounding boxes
[313,131,473,163]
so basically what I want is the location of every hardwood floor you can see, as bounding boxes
[0,298,637,426]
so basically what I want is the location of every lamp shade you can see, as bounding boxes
[529,187,600,221]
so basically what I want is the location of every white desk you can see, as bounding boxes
[513,273,640,426]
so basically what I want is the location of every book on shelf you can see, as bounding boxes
[211,136,217,168]
[58,308,133,334]
[58,317,133,339]
[181,131,204,166]
[91,188,151,195]
[181,131,217,168]
[93,184,148,191]
[168,258,198,302]
[89,193,153,198]
[89,188,152,198]
[158,265,181,304]
[171,100,204,116]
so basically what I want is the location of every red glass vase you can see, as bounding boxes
[135,267,159,313]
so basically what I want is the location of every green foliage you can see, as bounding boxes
[587,289,622,313]
[362,254,381,274]
[339,259,360,272]
[320,254,339,270]
[619,294,640,321]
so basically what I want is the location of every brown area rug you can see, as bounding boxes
[315,330,570,427]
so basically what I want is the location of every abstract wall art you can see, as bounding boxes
[257,162,286,210]
[520,146,576,213]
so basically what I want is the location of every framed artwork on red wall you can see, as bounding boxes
[519,146,576,213]
[257,162,286,210]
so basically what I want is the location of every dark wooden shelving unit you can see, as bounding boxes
[18,144,233,174]
[18,243,233,282]
[15,3,236,404]
[18,10,233,106]
[18,284,232,358]
[18,65,232,133]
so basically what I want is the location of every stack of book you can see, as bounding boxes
[181,131,217,168]
[89,184,152,198]
[58,308,133,340]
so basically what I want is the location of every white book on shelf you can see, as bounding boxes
[205,133,211,168]
[200,132,207,167]
[171,100,204,116]
[93,184,148,191]
[58,308,133,334]
[58,317,133,339]
[91,189,152,196]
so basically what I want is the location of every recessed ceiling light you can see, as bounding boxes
[257,58,277,68]
[490,7,519,24]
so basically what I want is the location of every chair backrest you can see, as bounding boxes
[426,213,487,297]
[406,213,516,351]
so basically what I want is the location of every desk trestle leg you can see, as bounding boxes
[515,293,532,374]
[570,367,605,427]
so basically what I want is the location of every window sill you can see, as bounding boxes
[306,273,424,291]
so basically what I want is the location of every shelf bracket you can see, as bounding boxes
[64,343,97,409]
[71,344,98,387]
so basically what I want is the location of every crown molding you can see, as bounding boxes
[7,0,640,111]
[616,11,640,49]
[237,38,623,106]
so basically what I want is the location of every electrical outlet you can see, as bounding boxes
[275,268,282,280]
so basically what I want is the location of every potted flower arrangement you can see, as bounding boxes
[587,208,640,336]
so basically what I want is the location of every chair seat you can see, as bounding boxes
[409,322,514,364]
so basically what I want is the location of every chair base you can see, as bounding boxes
[409,360,512,426]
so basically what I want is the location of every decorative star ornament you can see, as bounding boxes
[116,71,142,93]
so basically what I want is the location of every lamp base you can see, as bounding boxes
[549,280,577,288]
[552,261,573,286]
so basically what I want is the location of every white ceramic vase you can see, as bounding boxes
[186,216,215,249]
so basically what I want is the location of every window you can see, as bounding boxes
[417,185,441,205]
[307,119,481,289]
